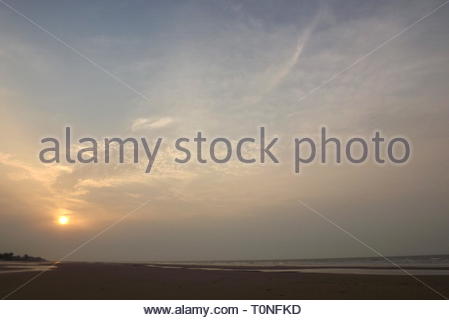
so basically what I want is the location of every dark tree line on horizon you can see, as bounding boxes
[0,252,45,262]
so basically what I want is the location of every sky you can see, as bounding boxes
[0,0,448,262]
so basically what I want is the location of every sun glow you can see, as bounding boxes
[58,216,69,225]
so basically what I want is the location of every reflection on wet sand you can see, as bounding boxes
[0,262,56,274]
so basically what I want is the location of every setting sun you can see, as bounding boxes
[58,216,69,225]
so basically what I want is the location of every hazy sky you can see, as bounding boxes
[0,0,448,261]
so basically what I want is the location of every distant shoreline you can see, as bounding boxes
[147,263,449,271]
[0,252,46,263]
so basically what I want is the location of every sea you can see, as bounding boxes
[1,255,449,276]
[146,254,449,276]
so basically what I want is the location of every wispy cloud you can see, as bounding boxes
[0,153,73,183]
[131,116,174,131]
[239,13,320,108]
[266,24,314,92]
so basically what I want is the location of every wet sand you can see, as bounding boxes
[1,262,448,299]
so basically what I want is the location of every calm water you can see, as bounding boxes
[148,255,449,275]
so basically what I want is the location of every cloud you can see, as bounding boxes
[0,153,73,183]
[264,18,317,93]
[131,117,174,131]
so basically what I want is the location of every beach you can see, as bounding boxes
[1,262,448,299]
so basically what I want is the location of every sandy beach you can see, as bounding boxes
[1,262,448,299]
